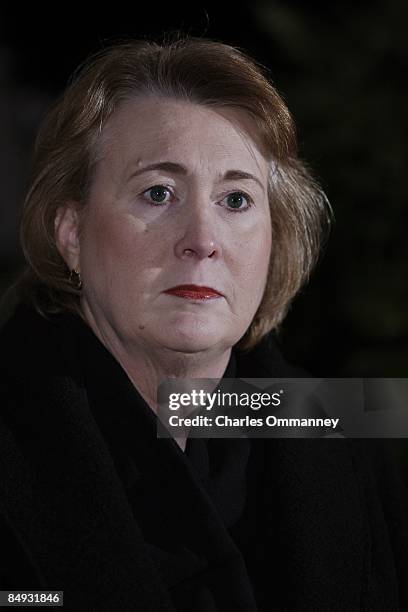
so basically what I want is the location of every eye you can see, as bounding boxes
[221,191,253,213]
[142,184,174,206]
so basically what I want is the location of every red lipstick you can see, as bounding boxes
[164,284,222,300]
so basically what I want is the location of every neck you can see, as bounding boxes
[116,342,232,414]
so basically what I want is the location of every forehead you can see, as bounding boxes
[96,96,268,174]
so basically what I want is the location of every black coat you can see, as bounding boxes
[1,303,408,611]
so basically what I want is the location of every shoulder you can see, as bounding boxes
[0,301,84,385]
[0,302,89,467]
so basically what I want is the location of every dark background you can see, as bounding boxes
[1,1,407,377]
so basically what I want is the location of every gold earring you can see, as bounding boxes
[69,268,82,290]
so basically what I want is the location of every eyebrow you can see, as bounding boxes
[127,161,265,191]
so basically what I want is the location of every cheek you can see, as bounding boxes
[232,222,272,281]
[81,210,150,270]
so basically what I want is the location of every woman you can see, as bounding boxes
[1,37,407,611]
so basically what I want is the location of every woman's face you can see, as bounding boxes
[61,96,272,354]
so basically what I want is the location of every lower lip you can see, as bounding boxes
[164,290,222,300]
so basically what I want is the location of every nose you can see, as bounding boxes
[174,201,222,261]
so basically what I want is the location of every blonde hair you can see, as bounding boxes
[15,35,331,351]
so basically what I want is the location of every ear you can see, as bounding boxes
[54,202,82,271]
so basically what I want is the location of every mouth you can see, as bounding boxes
[163,284,223,300]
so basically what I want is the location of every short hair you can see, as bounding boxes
[15,35,331,352]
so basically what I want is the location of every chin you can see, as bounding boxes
[155,323,226,354]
